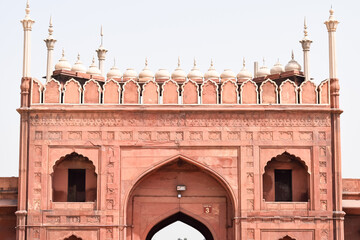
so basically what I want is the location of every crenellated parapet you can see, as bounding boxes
[30,77,330,106]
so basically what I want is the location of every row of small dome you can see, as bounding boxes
[55,50,301,81]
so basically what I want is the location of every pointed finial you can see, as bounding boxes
[92,56,96,64]
[100,25,104,47]
[210,58,214,67]
[77,53,81,61]
[62,49,65,58]
[48,16,54,37]
[304,17,308,37]
[262,57,266,66]
[193,58,197,67]
[113,58,116,67]
[177,57,181,67]
[243,57,246,68]
[291,50,294,60]
[25,0,30,18]
[145,57,148,67]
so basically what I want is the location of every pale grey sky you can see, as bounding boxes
[0,1,358,177]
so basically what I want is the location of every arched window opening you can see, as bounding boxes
[146,212,213,240]
[52,152,97,202]
[263,152,309,202]
[64,235,82,240]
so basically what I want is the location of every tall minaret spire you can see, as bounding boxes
[300,17,312,81]
[44,16,57,82]
[96,25,108,77]
[21,0,35,77]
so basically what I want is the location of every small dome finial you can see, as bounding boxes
[177,57,181,67]
[193,58,197,67]
[262,57,266,66]
[291,50,294,60]
[304,17,308,37]
[243,57,246,68]
[210,58,214,67]
[113,58,116,67]
[62,48,65,58]
[145,57,148,67]
[77,53,80,61]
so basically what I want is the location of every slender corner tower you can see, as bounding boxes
[300,17,312,81]
[96,25,108,77]
[17,1,35,240]
[325,7,344,240]
[44,16,57,82]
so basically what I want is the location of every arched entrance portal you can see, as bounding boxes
[126,156,236,240]
[146,212,214,240]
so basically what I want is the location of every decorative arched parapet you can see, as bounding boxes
[240,79,258,104]
[260,79,278,104]
[123,154,238,219]
[299,79,318,104]
[43,78,62,104]
[182,79,199,104]
[83,79,101,104]
[279,79,298,104]
[31,78,43,104]
[63,79,82,104]
[103,79,121,104]
[162,79,179,104]
[201,79,218,104]
[142,80,159,104]
[220,79,238,104]
[318,79,330,104]
[122,79,140,104]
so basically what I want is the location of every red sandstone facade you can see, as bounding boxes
[1,3,358,240]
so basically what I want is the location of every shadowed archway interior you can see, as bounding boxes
[146,212,214,240]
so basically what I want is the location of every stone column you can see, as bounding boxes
[20,0,35,78]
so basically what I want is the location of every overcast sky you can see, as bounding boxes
[0,0,359,237]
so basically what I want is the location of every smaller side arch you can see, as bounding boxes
[299,79,318,104]
[142,79,160,104]
[182,79,199,104]
[279,79,298,104]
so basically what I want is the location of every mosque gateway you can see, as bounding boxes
[0,1,360,240]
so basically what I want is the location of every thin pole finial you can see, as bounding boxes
[100,25,104,47]
[177,57,181,67]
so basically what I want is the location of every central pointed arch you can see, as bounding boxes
[123,154,237,240]
[146,212,214,240]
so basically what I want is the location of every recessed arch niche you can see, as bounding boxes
[125,155,236,240]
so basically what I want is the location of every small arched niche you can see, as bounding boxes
[52,152,97,202]
[263,152,309,202]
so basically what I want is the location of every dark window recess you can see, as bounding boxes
[275,169,292,201]
[67,169,86,202]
